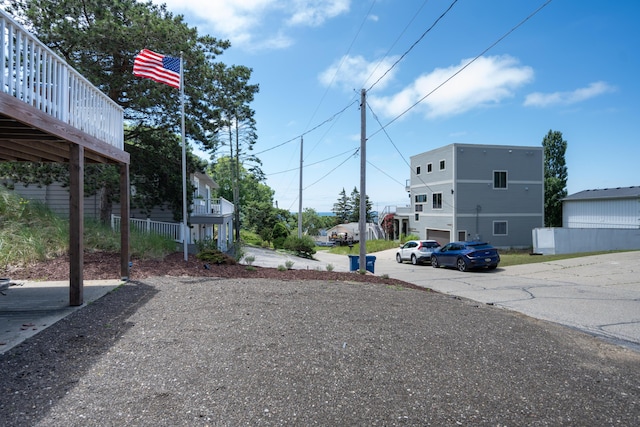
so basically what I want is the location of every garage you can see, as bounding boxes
[426,229,450,245]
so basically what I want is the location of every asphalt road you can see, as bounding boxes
[246,247,640,350]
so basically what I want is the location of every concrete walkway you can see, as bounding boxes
[0,279,124,354]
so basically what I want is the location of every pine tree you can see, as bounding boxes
[332,188,351,223]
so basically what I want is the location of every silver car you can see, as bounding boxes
[396,240,441,265]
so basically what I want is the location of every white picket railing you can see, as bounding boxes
[111,216,183,243]
[0,9,123,149]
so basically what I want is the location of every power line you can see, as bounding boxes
[252,99,358,156]
[366,0,459,92]
[302,1,377,134]
[367,160,406,187]
[303,148,360,190]
[369,0,554,139]
[359,0,430,91]
[266,147,359,176]
[367,101,455,209]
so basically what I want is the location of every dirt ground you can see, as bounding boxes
[2,251,421,290]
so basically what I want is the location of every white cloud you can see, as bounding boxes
[287,0,350,27]
[152,0,350,50]
[318,54,401,92]
[367,55,534,120]
[523,81,615,107]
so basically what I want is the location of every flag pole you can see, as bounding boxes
[180,52,188,261]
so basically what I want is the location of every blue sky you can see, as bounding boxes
[153,0,639,213]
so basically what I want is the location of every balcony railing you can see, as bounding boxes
[191,197,234,216]
[0,9,123,149]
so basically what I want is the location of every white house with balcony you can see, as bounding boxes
[111,171,234,252]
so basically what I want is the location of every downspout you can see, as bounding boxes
[452,145,456,240]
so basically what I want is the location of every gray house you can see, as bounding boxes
[406,143,544,248]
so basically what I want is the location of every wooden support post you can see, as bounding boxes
[120,163,130,280]
[69,144,84,306]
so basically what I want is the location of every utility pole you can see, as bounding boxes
[298,136,303,238]
[359,89,367,272]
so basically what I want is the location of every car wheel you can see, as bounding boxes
[396,253,402,263]
[411,254,418,265]
[488,264,498,270]
[456,258,467,272]
[431,256,439,268]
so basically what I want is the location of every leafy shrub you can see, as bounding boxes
[273,237,286,250]
[196,249,237,265]
[283,235,317,258]
[194,237,219,252]
[400,233,420,243]
[241,229,263,246]
[272,222,289,249]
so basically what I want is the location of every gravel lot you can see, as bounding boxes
[1,276,639,426]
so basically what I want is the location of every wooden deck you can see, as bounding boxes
[0,9,129,306]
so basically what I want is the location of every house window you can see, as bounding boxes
[432,192,442,209]
[494,171,507,189]
[493,221,508,235]
[439,160,445,170]
[415,213,420,221]
[415,204,423,212]
[192,176,200,199]
[416,166,421,175]
[427,163,432,173]
[415,194,427,203]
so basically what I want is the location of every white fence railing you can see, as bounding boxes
[111,215,183,243]
[1,9,123,149]
[191,197,235,216]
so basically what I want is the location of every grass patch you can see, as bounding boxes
[498,250,627,267]
[1,186,178,267]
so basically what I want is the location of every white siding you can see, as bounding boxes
[563,199,640,229]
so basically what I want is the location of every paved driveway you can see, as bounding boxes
[361,249,640,349]
[249,247,640,349]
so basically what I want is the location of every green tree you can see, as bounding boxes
[542,130,568,227]
[332,188,351,223]
[208,156,282,236]
[347,186,374,223]
[127,129,204,221]
[210,64,260,241]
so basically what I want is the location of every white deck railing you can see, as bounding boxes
[111,216,184,243]
[191,197,235,216]
[0,9,123,149]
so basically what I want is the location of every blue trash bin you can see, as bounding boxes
[348,255,376,273]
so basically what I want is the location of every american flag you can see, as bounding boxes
[133,49,181,89]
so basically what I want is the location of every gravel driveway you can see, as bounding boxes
[1,276,639,426]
